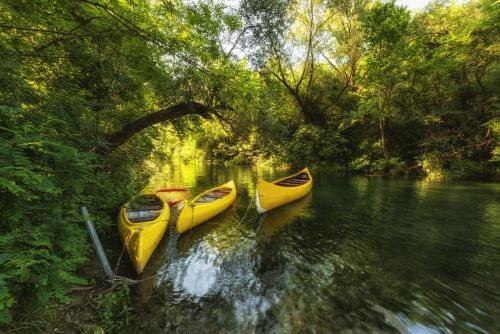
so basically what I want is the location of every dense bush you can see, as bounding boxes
[0,108,90,324]
[0,107,143,327]
[284,125,349,171]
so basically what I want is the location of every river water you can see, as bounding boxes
[126,163,500,333]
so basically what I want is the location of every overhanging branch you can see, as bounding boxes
[102,101,214,152]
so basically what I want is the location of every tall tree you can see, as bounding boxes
[360,0,411,159]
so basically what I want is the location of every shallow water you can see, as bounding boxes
[126,163,500,333]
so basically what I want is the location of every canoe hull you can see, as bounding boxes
[176,181,236,234]
[118,195,170,274]
[256,168,312,213]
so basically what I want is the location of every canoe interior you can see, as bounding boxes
[126,195,164,223]
[195,187,232,203]
[275,172,310,187]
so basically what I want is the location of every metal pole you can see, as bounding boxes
[80,206,114,281]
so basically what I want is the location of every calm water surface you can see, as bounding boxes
[126,163,500,333]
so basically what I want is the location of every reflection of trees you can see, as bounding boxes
[365,181,498,332]
[255,176,499,332]
[330,178,499,332]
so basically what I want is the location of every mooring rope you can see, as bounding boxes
[229,197,254,233]
[114,231,134,275]
[104,195,256,286]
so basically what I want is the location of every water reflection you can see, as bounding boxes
[128,165,500,334]
[256,193,312,242]
[172,244,220,299]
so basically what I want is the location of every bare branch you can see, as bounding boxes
[224,25,259,58]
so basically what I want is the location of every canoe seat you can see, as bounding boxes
[127,205,163,211]
[208,192,229,198]
[195,198,216,203]
[127,209,162,223]
[276,183,298,187]
[275,172,310,187]
[194,187,232,203]
[212,188,232,193]
[286,179,308,184]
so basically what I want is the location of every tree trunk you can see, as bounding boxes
[300,99,325,126]
[379,116,389,159]
[102,101,213,153]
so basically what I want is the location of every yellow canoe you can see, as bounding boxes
[176,180,236,234]
[255,167,313,213]
[118,192,170,274]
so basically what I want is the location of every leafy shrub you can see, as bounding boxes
[0,109,92,325]
[0,108,140,328]
[370,158,406,175]
[419,152,445,179]
[284,125,349,171]
[445,160,485,180]
[89,284,130,334]
[349,156,372,173]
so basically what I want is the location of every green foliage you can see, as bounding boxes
[419,152,445,179]
[491,118,500,163]
[234,0,498,179]
[284,125,349,171]
[446,160,486,180]
[362,1,410,47]
[0,108,91,325]
[90,284,130,334]
[371,158,407,175]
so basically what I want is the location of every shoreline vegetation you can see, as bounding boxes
[0,0,498,332]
